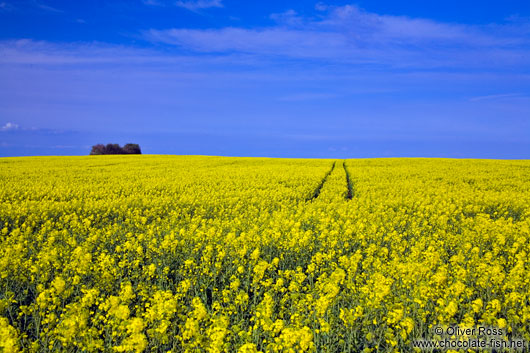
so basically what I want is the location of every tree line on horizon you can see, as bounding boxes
[90,143,142,155]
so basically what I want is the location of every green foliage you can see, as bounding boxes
[90,143,142,155]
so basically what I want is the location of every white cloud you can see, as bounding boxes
[469,93,525,102]
[0,2,14,11]
[144,5,530,69]
[175,0,222,11]
[278,92,338,102]
[2,4,530,72]
[0,39,186,65]
[0,0,62,12]
[0,122,19,131]
[314,3,328,12]
[269,9,304,27]
[146,27,350,59]
[33,1,63,13]
[142,0,161,5]
[1,3,528,72]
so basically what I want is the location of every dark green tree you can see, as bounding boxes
[90,144,106,155]
[89,143,142,155]
[122,143,142,154]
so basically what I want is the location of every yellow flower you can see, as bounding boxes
[471,298,483,313]
[52,276,66,294]
[238,343,262,353]
[0,318,19,353]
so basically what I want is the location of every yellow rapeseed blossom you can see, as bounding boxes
[0,156,529,352]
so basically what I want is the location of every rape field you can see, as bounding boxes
[1,156,529,352]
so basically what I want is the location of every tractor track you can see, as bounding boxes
[343,161,354,200]
[307,161,336,201]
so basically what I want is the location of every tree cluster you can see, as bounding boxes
[90,143,142,155]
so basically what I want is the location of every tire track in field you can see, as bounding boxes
[307,161,336,201]
[343,161,354,200]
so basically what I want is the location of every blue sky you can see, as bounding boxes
[1,0,529,158]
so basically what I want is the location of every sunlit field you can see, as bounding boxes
[1,156,529,352]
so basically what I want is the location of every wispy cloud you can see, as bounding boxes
[315,4,480,43]
[175,0,223,11]
[269,9,305,27]
[0,0,62,13]
[146,27,350,58]
[144,4,530,69]
[0,39,184,65]
[142,0,162,5]
[144,0,223,10]
[0,122,19,131]
[469,93,526,102]
[1,4,530,158]
[33,1,62,13]
[0,1,14,11]
[278,92,338,102]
